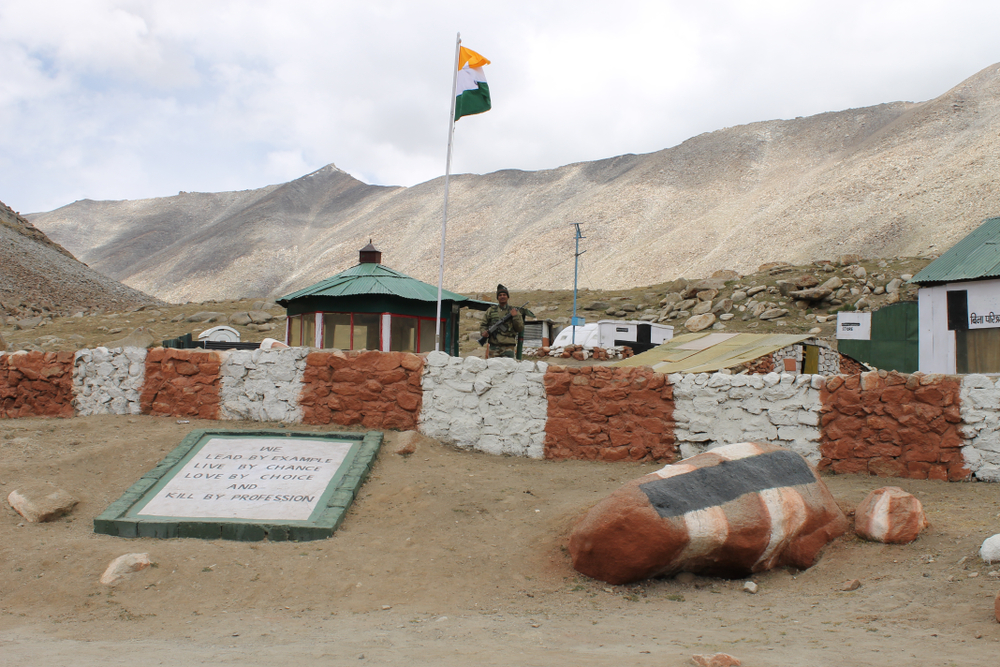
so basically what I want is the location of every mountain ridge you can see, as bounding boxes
[27,63,1000,303]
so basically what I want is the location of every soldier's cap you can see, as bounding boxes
[496,284,509,296]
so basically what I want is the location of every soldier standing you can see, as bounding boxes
[480,284,524,359]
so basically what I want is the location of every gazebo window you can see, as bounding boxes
[288,313,316,347]
[390,315,438,353]
[321,312,379,351]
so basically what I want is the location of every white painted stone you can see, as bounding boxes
[73,347,147,416]
[100,553,151,585]
[419,352,548,458]
[980,535,1000,563]
[961,375,1000,480]
[219,349,307,423]
[670,372,824,461]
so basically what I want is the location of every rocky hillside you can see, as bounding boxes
[0,199,162,328]
[28,63,1000,303]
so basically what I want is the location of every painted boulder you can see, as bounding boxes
[854,486,928,544]
[569,442,849,584]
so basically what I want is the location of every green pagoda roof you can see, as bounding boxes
[277,262,491,309]
[911,217,1000,286]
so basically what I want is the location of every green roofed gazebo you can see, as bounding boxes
[277,243,491,355]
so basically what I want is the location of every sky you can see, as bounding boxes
[3,0,1000,214]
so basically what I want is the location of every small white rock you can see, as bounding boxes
[100,553,152,585]
[743,581,758,594]
[980,535,1000,564]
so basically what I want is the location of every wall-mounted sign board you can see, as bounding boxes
[94,429,383,542]
[837,312,872,340]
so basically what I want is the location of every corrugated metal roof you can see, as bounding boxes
[910,217,1000,285]
[277,263,490,307]
[612,332,814,374]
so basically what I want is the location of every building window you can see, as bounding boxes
[286,313,317,347]
[323,313,352,349]
[320,312,380,351]
[390,315,440,353]
[355,313,380,350]
[419,318,436,353]
[302,313,316,347]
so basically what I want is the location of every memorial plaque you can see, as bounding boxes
[95,429,383,542]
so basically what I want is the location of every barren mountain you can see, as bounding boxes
[0,199,162,317]
[28,63,1000,303]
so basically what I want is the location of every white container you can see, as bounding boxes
[596,320,673,349]
[551,323,601,348]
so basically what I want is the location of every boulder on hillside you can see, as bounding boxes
[685,313,716,332]
[794,274,820,288]
[662,278,689,294]
[585,301,610,311]
[696,289,718,302]
[759,308,789,320]
[569,442,849,584]
[758,262,791,272]
[789,287,833,302]
[186,311,225,323]
[854,486,928,544]
[681,279,727,299]
[105,326,156,350]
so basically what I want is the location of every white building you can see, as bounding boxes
[912,217,1000,374]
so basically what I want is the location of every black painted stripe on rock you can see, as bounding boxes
[639,450,816,518]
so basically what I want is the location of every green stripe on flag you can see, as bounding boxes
[455,82,491,121]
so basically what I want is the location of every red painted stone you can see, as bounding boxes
[569,443,848,584]
[854,486,928,544]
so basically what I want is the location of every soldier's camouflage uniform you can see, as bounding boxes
[481,304,524,359]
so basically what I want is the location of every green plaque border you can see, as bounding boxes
[94,429,383,542]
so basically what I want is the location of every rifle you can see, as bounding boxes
[478,302,529,346]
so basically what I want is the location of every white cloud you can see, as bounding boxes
[1,0,1000,212]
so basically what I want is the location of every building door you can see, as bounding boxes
[803,345,819,374]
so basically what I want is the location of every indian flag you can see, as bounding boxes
[455,46,491,121]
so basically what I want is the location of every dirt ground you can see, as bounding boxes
[2,416,1000,666]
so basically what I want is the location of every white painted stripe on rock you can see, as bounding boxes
[676,506,729,566]
[654,463,696,479]
[754,487,808,570]
[863,492,892,542]
[710,442,762,461]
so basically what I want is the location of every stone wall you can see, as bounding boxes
[818,371,967,481]
[73,347,146,416]
[5,345,1000,483]
[0,351,75,418]
[419,351,548,457]
[958,374,1000,482]
[141,348,222,419]
[220,348,309,423]
[544,366,675,462]
[671,372,822,463]
[301,350,423,430]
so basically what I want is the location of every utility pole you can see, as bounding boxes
[571,223,586,345]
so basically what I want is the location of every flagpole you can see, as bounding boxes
[434,32,462,353]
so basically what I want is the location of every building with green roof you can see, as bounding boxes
[277,243,491,355]
[911,216,1000,373]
